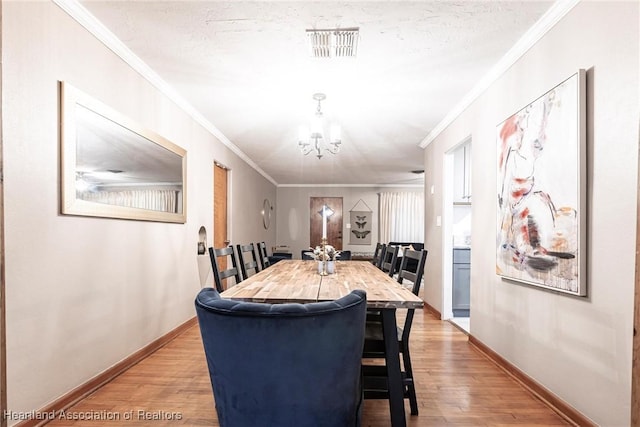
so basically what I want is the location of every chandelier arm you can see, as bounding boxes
[325,144,341,155]
[298,92,341,160]
[298,141,313,155]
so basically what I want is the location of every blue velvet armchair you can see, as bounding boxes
[195,288,367,427]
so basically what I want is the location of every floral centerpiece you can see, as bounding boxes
[311,244,341,261]
[311,244,341,275]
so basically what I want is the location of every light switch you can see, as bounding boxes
[346,223,351,229]
[430,185,435,194]
[436,216,442,227]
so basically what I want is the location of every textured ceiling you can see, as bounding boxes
[80,1,553,186]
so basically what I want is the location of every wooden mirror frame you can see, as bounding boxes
[59,81,187,223]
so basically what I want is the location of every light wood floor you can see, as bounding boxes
[47,309,571,426]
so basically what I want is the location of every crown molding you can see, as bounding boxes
[53,0,278,186]
[419,0,580,149]
[277,184,424,188]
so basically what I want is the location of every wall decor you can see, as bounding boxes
[60,81,187,223]
[262,199,272,229]
[349,199,373,245]
[496,70,586,296]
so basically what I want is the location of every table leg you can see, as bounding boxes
[381,308,406,427]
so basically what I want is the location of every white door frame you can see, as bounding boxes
[441,151,455,319]
[442,136,472,321]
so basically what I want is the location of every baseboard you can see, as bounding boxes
[422,300,441,319]
[447,318,470,336]
[13,317,198,427]
[468,335,596,427]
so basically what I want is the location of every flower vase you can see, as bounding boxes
[326,260,335,274]
[317,260,336,275]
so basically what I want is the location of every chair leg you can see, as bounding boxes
[381,309,406,427]
[402,344,419,415]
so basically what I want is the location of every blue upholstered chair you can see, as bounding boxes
[269,252,292,264]
[195,288,367,427]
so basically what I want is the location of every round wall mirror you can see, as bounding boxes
[262,199,272,229]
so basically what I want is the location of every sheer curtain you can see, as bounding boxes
[379,192,424,243]
[79,189,179,213]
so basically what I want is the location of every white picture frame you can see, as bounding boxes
[496,70,587,296]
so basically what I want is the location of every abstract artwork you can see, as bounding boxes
[350,211,372,245]
[496,70,586,296]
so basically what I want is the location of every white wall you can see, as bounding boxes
[276,186,422,258]
[423,1,638,425]
[2,1,275,421]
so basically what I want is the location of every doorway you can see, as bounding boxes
[214,162,230,288]
[443,138,472,333]
[309,197,343,250]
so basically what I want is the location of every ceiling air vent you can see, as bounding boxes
[306,28,359,58]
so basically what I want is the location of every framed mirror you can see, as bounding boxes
[60,81,187,223]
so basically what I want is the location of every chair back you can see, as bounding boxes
[270,252,292,265]
[209,246,242,292]
[301,250,315,260]
[195,288,367,427]
[371,243,385,267]
[256,241,271,270]
[397,249,428,341]
[236,243,260,280]
[337,250,352,260]
[380,245,399,277]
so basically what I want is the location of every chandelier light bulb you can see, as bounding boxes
[298,93,342,159]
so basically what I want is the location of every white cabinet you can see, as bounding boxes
[453,142,472,204]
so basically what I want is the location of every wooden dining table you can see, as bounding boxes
[221,259,424,427]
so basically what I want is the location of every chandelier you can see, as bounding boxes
[298,93,342,159]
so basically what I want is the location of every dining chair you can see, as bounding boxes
[366,244,392,322]
[365,244,394,328]
[371,243,385,267]
[361,248,428,416]
[270,252,293,265]
[208,246,242,292]
[380,245,400,277]
[269,252,293,265]
[301,249,315,260]
[195,287,367,427]
[256,241,271,270]
[236,243,260,280]
[337,250,352,260]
